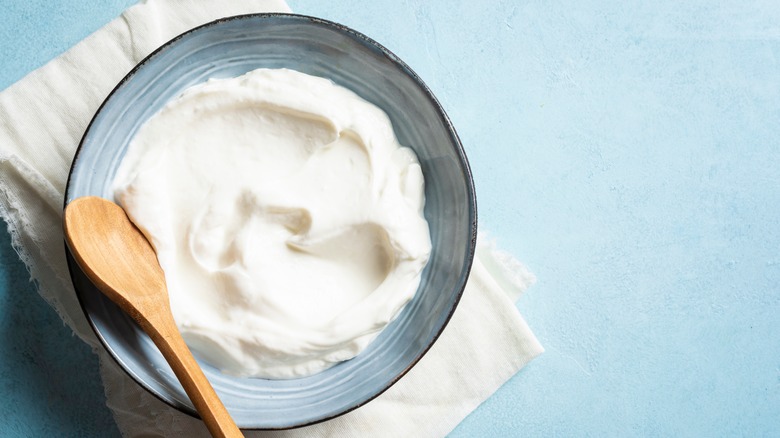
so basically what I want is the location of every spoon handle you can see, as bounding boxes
[142,310,243,438]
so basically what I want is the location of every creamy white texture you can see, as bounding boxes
[112,68,431,378]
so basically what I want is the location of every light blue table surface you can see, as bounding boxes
[2,0,779,436]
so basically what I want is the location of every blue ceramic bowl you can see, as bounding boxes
[65,14,476,429]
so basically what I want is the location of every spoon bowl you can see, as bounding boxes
[63,196,242,438]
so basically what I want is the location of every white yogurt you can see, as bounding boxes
[112,68,431,378]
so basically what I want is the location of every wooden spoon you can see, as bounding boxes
[63,196,243,438]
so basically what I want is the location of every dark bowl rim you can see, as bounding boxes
[63,12,477,430]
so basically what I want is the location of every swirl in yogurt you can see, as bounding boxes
[112,68,431,378]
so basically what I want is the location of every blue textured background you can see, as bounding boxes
[1,0,779,436]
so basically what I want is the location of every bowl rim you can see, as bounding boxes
[64,12,477,430]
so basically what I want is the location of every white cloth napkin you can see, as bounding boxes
[0,0,543,436]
